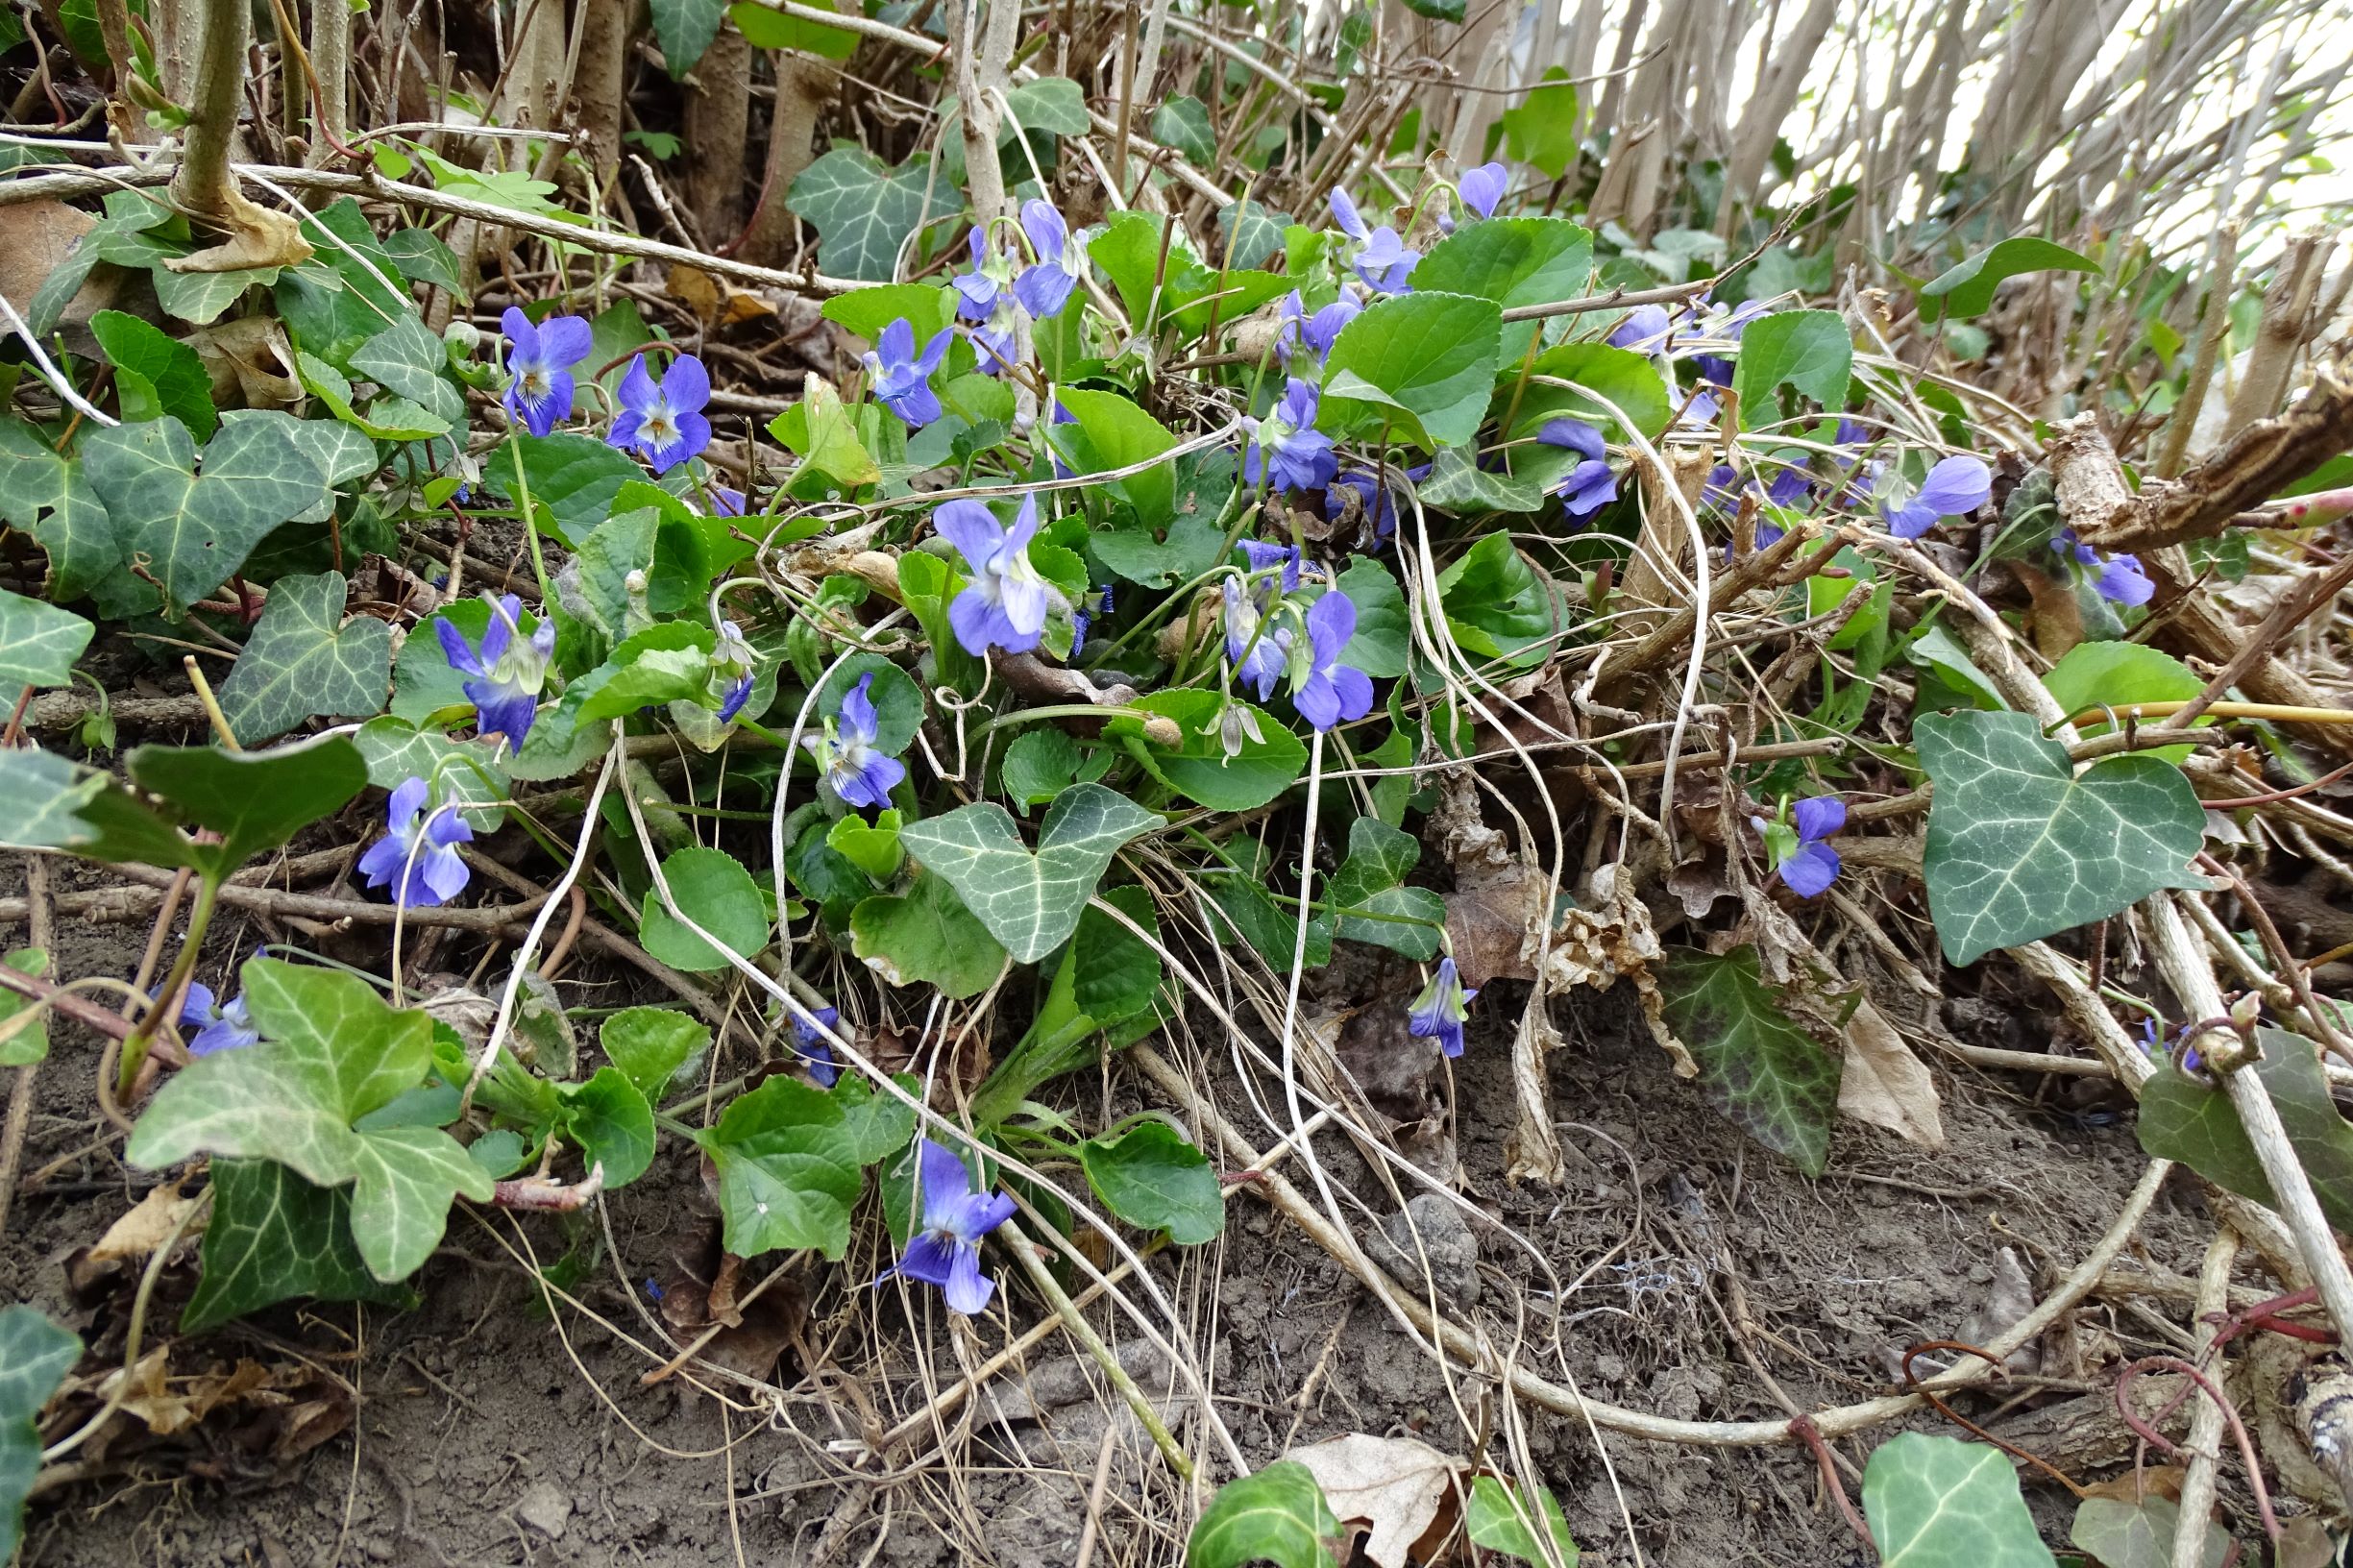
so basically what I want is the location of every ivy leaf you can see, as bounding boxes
[1466,1476,1581,1566]
[1080,1120,1222,1244]
[1412,217,1592,360]
[1319,291,1503,450]
[1861,1433,2057,1567]
[696,1076,866,1259]
[181,1159,413,1333]
[1436,531,1561,667]
[1732,309,1852,429]
[850,872,1010,997]
[352,717,508,831]
[1416,446,1549,514]
[1216,197,1291,270]
[348,313,465,427]
[900,784,1159,964]
[0,423,115,600]
[1325,818,1447,960]
[1188,1462,1339,1568]
[599,1007,710,1103]
[1104,690,1306,812]
[2068,1496,2227,1568]
[1,1303,82,1559]
[0,586,92,689]
[2139,1027,2353,1231]
[784,148,962,282]
[80,414,327,615]
[91,309,218,438]
[641,846,771,972]
[382,228,463,292]
[1656,946,1840,1174]
[125,960,494,1282]
[214,571,392,744]
[650,0,727,75]
[152,262,282,327]
[1916,710,2206,966]
[234,408,379,493]
[999,76,1090,138]
[127,735,371,871]
[1920,237,2099,320]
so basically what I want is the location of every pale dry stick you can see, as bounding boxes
[0,287,119,428]
[2158,222,2242,478]
[460,741,618,1114]
[613,766,1248,1476]
[1069,1419,1120,1568]
[1135,1041,2174,1445]
[2172,1225,2239,1568]
[2150,894,2353,1344]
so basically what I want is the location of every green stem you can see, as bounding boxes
[1002,1225,1194,1482]
[116,872,221,1099]
[172,0,252,221]
[508,439,556,605]
[970,702,1152,738]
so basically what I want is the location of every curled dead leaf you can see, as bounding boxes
[1836,998,1946,1150]
[164,192,313,274]
[87,1183,204,1263]
[1287,1432,1461,1568]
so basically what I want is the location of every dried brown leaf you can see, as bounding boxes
[1287,1433,1459,1568]
[1836,999,1946,1150]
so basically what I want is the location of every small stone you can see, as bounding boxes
[517,1480,574,1539]
[1366,1192,1481,1311]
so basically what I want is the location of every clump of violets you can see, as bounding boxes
[437,593,555,747]
[2052,528,2155,607]
[1327,187,1418,295]
[609,353,712,475]
[897,1139,1017,1314]
[1012,200,1083,318]
[951,227,1023,372]
[1277,289,1360,370]
[1877,454,1992,538]
[1756,796,1844,898]
[1291,589,1374,731]
[1242,379,1337,493]
[1407,956,1476,1058]
[938,493,1052,656]
[710,621,757,723]
[1537,418,1619,521]
[863,318,955,428]
[359,777,474,909]
[176,977,259,1055]
[794,1004,841,1088]
[500,307,592,437]
[803,672,905,809]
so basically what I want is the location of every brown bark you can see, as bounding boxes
[683,21,753,241]
[574,0,635,186]
[738,52,839,266]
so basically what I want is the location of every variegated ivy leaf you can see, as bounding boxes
[0,422,116,600]
[1917,709,2206,966]
[1862,1433,2057,1568]
[125,959,493,1283]
[181,1159,413,1333]
[783,147,962,282]
[0,586,92,689]
[214,570,393,744]
[897,783,1159,963]
[1,1303,82,1559]
[347,314,466,427]
[1655,945,1840,1175]
[79,414,327,615]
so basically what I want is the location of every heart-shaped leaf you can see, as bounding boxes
[695,1076,867,1259]
[80,414,326,614]
[1319,291,1504,450]
[127,734,370,870]
[1862,1433,2057,1567]
[600,1007,710,1103]
[1189,1462,1339,1568]
[91,309,218,438]
[897,783,1160,962]
[0,586,92,689]
[1918,710,2205,966]
[126,960,493,1282]
[1104,690,1306,812]
[784,147,962,282]
[850,871,1009,997]
[214,571,392,743]
[1080,1120,1222,1244]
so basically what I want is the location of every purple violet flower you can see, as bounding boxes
[1292,589,1374,731]
[951,227,1013,321]
[794,1005,841,1088]
[803,672,906,810]
[707,485,747,518]
[711,621,757,723]
[1241,378,1337,493]
[1277,289,1360,369]
[1407,956,1476,1059]
[1325,466,1429,543]
[898,1139,1017,1315]
[358,776,475,909]
[1609,304,1676,355]
[1537,418,1618,521]
[1223,577,1293,700]
[500,306,592,438]
[436,593,554,747]
[608,353,712,475]
[1011,200,1081,318]
[1878,453,1992,539]
[1328,187,1418,295]
[863,317,955,428]
[937,493,1052,656]
[2053,528,2154,607]
[176,979,260,1056]
[1458,161,1508,219]
[1761,795,1844,897]
[1238,537,1306,593]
